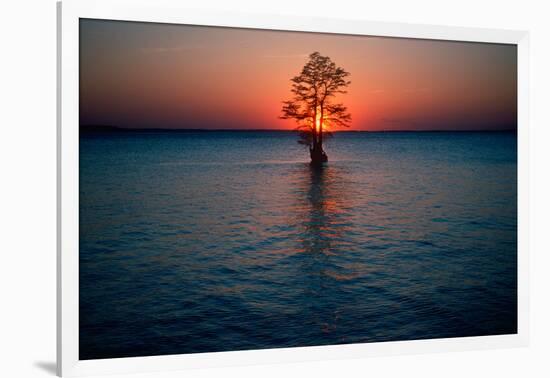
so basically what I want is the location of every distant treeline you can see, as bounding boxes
[80,125,301,134]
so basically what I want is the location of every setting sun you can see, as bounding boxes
[315,111,322,133]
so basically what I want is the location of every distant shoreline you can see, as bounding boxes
[80,125,517,134]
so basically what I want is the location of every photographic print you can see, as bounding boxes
[79,19,517,360]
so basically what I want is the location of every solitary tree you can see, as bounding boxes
[280,52,351,165]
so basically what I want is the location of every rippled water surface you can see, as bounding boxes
[80,131,517,359]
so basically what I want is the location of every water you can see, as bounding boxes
[79,131,517,360]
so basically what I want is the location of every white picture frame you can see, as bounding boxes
[57,0,529,376]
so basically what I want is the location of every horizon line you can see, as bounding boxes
[80,125,517,133]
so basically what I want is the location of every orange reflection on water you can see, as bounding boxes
[292,164,353,256]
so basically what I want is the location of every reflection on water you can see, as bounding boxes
[293,164,353,337]
[301,165,339,255]
[79,131,517,359]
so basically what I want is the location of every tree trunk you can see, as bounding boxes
[310,106,327,166]
[310,142,328,166]
[319,106,324,148]
[312,101,318,151]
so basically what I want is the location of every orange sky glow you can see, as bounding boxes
[80,19,517,131]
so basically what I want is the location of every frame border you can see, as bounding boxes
[58,1,529,376]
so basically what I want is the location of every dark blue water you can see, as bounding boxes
[79,131,517,360]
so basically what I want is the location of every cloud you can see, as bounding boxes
[402,87,431,93]
[138,45,207,54]
[263,53,309,59]
[370,88,430,94]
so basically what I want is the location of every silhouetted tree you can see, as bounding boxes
[281,52,351,165]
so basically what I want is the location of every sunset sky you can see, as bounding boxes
[80,19,517,131]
